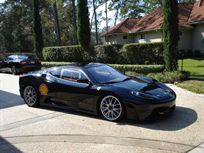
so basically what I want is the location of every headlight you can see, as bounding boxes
[131,91,155,99]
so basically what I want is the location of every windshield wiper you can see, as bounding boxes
[122,77,131,82]
[101,81,120,84]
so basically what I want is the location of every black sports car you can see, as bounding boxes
[0,54,41,74]
[19,63,176,122]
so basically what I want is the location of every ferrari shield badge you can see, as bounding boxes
[39,84,48,95]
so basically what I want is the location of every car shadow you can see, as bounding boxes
[37,104,197,131]
[118,106,198,131]
[0,90,24,109]
[0,90,198,131]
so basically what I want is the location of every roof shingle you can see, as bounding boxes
[102,2,203,36]
[188,0,204,24]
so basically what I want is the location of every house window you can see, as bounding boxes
[123,36,128,39]
[140,34,145,39]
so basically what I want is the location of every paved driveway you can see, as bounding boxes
[0,74,204,153]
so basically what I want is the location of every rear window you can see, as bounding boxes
[8,55,36,60]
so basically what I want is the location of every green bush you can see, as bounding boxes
[121,42,163,64]
[43,43,164,64]
[43,45,86,62]
[42,62,164,74]
[110,64,164,74]
[94,44,124,63]
[147,71,189,83]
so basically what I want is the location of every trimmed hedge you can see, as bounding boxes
[94,44,124,63]
[110,64,164,74]
[42,62,164,74]
[147,71,189,83]
[43,45,86,62]
[121,42,163,64]
[43,44,123,63]
[43,43,164,64]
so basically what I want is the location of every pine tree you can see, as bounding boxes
[162,0,179,71]
[33,0,44,59]
[77,0,90,51]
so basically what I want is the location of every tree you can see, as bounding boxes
[33,0,44,59]
[109,0,145,19]
[162,0,179,71]
[52,1,61,45]
[70,0,78,45]
[77,0,90,51]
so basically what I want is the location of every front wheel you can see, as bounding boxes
[23,85,39,107]
[99,95,125,122]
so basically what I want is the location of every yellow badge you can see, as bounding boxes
[39,84,48,95]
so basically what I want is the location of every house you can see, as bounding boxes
[102,0,204,52]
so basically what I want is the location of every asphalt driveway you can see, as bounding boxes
[0,74,204,153]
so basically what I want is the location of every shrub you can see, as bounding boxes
[42,62,164,74]
[121,42,163,64]
[147,71,189,83]
[194,50,201,58]
[43,45,86,62]
[42,62,72,67]
[110,64,164,74]
[43,43,164,64]
[94,44,124,64]
[186,49,193,58]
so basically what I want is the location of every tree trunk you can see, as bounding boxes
[71,0,78,45]
[114,6,119,26]
[52,1,61,46]
[93,0,99,44]
[105,0,109,43]
[33,0,43,59]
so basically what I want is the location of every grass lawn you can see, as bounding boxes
[177,59,204,94]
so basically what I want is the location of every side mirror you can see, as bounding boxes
[77,79,92,86]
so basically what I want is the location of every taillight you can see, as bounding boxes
[20,61,27,65]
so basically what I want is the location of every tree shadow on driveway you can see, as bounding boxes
[0,136,22,153]
[0,90,24,110]
[119,106,198,131]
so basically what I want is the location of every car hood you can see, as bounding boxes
[110,77,174,99]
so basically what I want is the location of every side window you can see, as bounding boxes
[48,67,61,78]
[61,69,87,82]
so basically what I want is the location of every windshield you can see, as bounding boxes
[87,65,127,84]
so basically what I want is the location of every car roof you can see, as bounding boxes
[59,63,106,70]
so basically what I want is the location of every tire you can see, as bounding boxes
[23,85,40,107]
[99,95,125,122]
[11,66,17,75]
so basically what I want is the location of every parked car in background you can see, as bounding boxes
[19,63,176,122]
[0,54,41,75]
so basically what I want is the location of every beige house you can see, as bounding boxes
[102,0,204,52]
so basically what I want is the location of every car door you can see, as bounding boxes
[52,68,98,112]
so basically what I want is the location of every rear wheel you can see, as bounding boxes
[99,95,125,122]
[23,85,39,107]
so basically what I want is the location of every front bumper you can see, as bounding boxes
[125,99,176,121]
